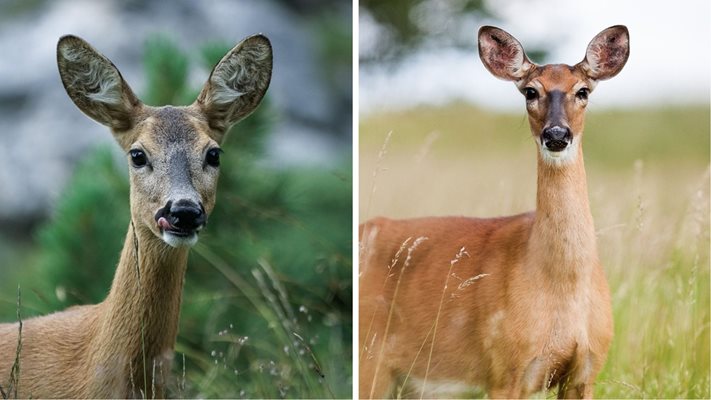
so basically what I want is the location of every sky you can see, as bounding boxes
[360,0,711,114]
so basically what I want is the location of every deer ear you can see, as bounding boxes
[196,34,273,141]
[57,35,140,131]
[478,26,534,82]
[578,25,629,81]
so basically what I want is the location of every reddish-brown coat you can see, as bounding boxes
[360,25,628,399]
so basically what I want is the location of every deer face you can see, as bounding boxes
[57,34,272,247]
[478,25,629,166]
[123,107,220,247]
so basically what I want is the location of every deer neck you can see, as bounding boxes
[91,222,188,394]
[529,144,598,281]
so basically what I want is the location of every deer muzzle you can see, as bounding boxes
[155,199,207,237]
[541,126,572,152]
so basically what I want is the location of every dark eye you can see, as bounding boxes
[129,149,147,168]
[576,88,589,100]
[206,148,222,167]
[523,87,539,101]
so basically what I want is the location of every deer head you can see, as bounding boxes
[479,25,629,166]
[57,34,272,247]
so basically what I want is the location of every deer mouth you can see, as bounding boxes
[538,136,578,167]
[157,216,195,237]
[155,200,206,231]
[154,200,207,247]
[543,138,570,152]
[157,218,200,248]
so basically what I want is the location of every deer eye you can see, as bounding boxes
[523,87,539,101]
[205,148,222,167]
[129,149,147,168]
[576,88,590,100]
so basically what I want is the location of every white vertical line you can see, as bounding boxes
[351,0,360,398]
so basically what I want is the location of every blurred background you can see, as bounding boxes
[360,0,710,112]
[0,0,351,398]
[360,0,709,398]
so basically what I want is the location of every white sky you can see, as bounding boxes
[360,0,711,114]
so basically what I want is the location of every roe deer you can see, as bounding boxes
[0,33,272,398]
[359,26,629,399]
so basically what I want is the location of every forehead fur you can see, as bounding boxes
[528,64,587,90]
[130,106,213,147]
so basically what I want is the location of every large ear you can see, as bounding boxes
[577,25,629,81]
[478,26,534,82]
[195,34,273,140]
[57,35,140,131]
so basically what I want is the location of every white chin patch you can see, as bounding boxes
[539,137,577,167]
[161,231,199,248]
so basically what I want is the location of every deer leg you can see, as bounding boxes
[558,381,593,399]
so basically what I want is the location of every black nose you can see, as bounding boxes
[155,200,206,232]
[541,126,572,152]
[171,201,206,230]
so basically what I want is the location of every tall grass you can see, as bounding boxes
[180,246,339,398]
[360,103,710,398]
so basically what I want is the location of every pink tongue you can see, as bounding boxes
[158,217,172,230]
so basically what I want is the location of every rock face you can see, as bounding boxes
[0,0,351,230]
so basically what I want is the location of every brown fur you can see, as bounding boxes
[359,26,629,399]
[0,34,272,398]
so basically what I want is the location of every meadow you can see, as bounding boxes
[360,103,710,398]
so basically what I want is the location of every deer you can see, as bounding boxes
[0,33,272,398]
[359,25,629,399]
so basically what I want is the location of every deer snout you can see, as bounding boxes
[541,126,572,152]
[155,200,207,235]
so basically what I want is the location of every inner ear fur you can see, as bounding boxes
[57,35,140,131]
[578,25,630,81]
[195,34,273,141]
[478,26,534,82]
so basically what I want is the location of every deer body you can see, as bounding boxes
[360,26,629,399]
[0,34,272,398]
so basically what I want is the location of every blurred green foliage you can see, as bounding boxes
[144,36,191,106]
[0,0,44,21]
[361,0,491,62]
[2,36,351,398]
[33,148,130,306]
[362,0,487,46]
[359,1,552,65]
